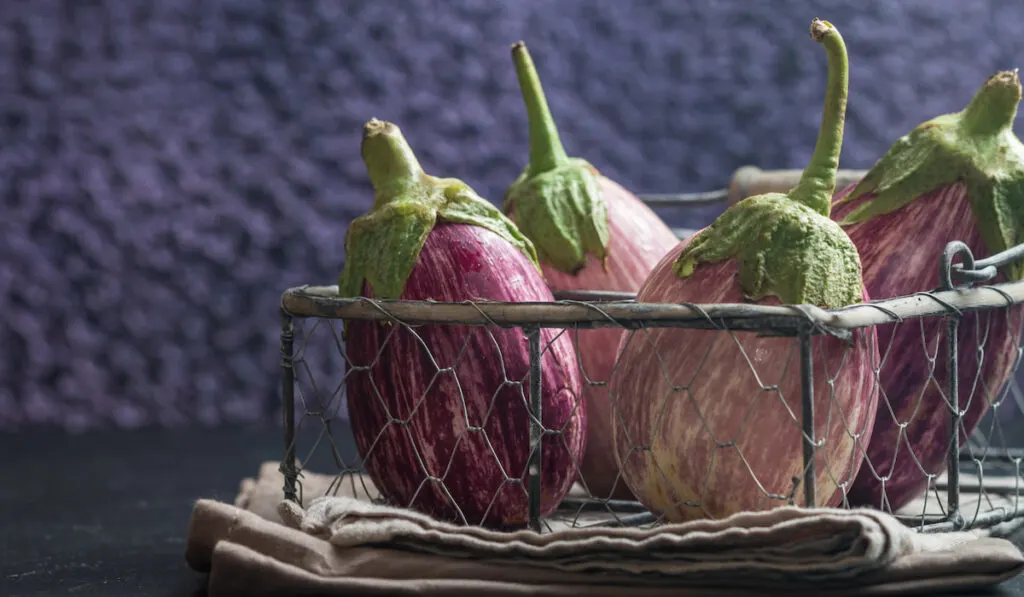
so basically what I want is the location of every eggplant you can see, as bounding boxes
[832,70,1024,511]
[503,42,679,501]
[608,19,880,522]
[339,119,587,528]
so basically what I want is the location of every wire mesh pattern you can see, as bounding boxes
[278,241,1024,536]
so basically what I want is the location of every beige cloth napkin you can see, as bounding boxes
[185,461,1024,596]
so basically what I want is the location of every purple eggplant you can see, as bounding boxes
[609,19,880,522]
[832,70,1024,511]
[338,119,587,528]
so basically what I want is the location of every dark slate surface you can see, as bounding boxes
[0,425,1022,596]
[2,1,1024,429]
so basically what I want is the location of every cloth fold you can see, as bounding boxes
[277,495,915,582]
[185,461,1024,596]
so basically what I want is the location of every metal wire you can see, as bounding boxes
[636,189,731,206]
[953,242,1024,284]
[527,326,544,532]
[799,327,817,509]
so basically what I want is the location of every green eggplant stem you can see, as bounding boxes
[361,118,427,208]
[670,18,863,309]
[960,69,1021,136]
[788,19,850,218]
[338,118,541,302]
[502,41,612,274]
[833,68,1024,281]
[512,41,569,176]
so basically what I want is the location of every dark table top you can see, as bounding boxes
[3,424,1024,597]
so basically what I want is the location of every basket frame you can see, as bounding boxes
[278,237,1024,535]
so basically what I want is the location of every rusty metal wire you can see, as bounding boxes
[278,239,1024,536]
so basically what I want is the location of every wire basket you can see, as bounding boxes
[277,223,1024,537]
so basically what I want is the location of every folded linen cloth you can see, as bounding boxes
[278,494,915,582]
[184,461,1024,596]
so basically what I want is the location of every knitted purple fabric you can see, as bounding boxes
[1,1,1020,430]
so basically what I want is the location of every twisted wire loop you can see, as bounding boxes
[277,240,1024,535]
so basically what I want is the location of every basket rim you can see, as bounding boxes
[279,280,1024,336]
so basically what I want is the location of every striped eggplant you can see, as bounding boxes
[609,20,880,522]
[502,42,679,501]
[338,119,586,528]
[831,70,1024,511]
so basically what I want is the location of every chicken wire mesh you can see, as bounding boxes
[277,238,1024,536]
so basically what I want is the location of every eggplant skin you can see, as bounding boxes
[609,238,880,522]
[528,176,679,501]
[833,181,1024,511]
[344,222,586,529]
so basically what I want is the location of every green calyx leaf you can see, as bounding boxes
[503,41,611,275]
[337,119,540,300]
[674,193,864,308]
[503,158,610,274]
[835,69,1024,280]
[671,19,863,309]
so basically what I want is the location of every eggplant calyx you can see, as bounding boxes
[835,70,1024,281]
[502,41,611,275]
[674,194,864,308]
[338,119,540,300]
[504,158,610,275]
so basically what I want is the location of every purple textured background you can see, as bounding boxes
[1,1,1023,431]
